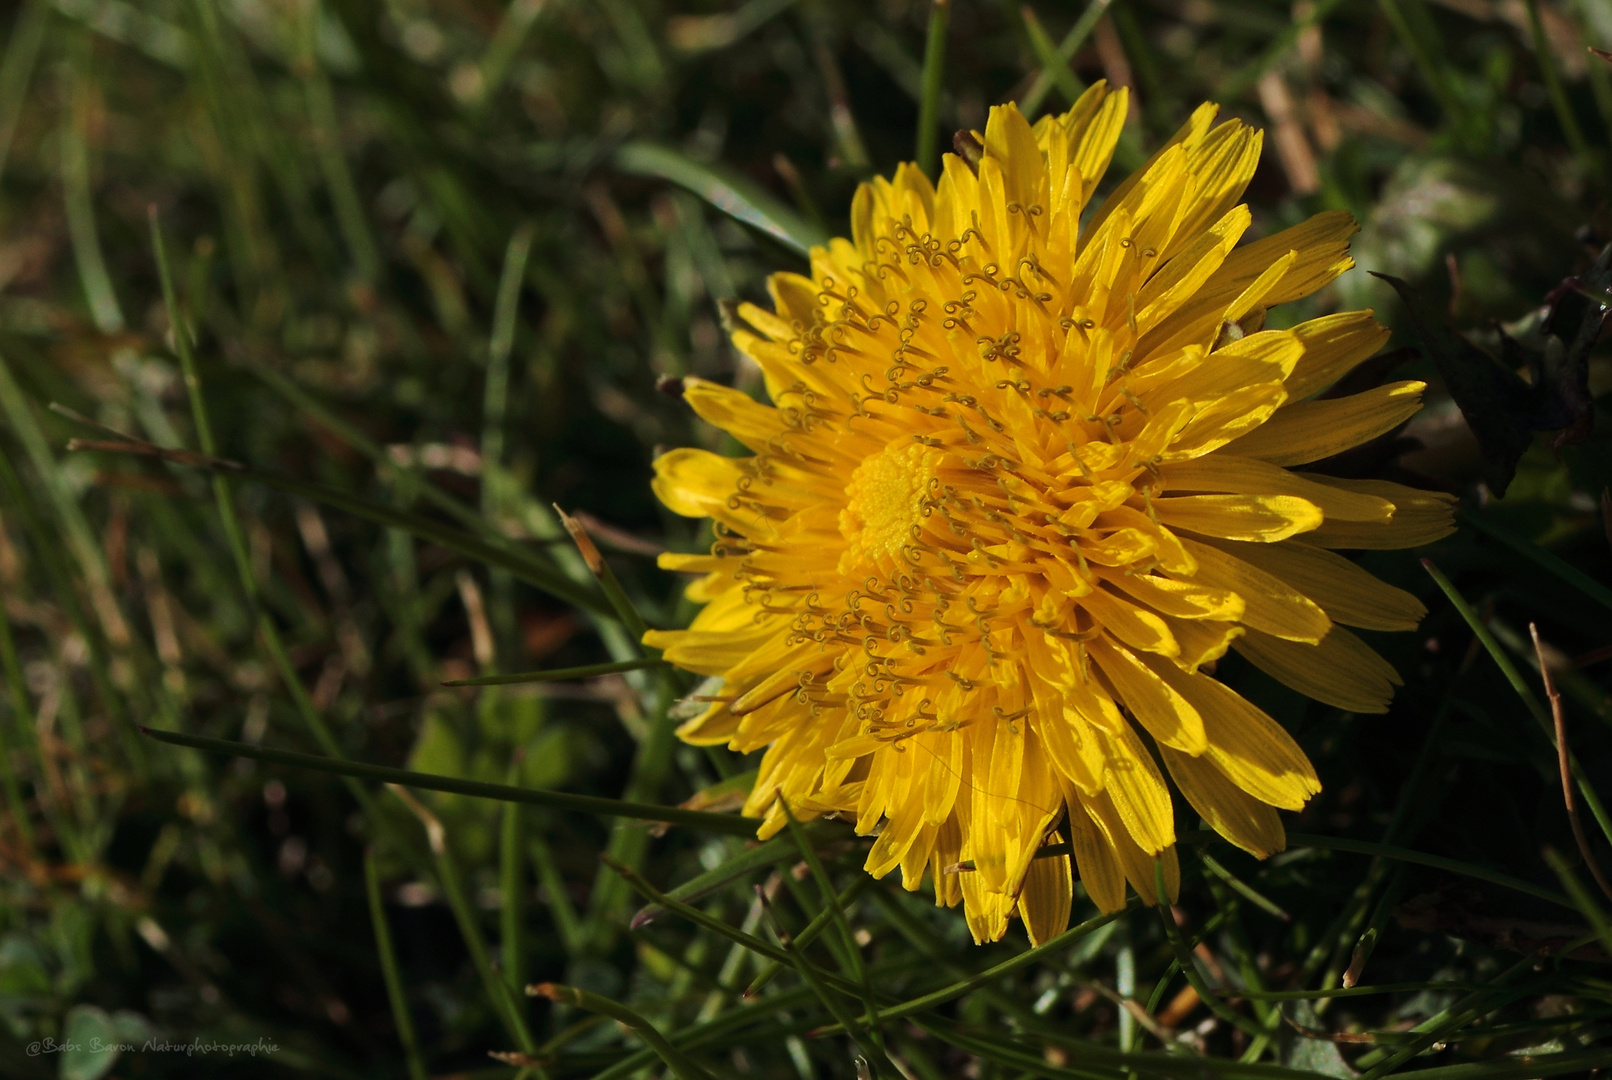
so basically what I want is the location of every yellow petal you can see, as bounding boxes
[1094,721,1175,853]
[1157,455,1394,523]
[1224,381,1426,466]
[1154,493,1323,543]
[681,377,789,452]
[651,447,745,520]
[1079,588,1180,656]
[1243,540,1427,631]
[1234,625,1401,714]
[1060,781,1129,913]
[1303,478,1458,550]
[675,700,741,746]
[1285,311,1392,400]
[1088,637,1207,753]
[1017,841,1074,946]
[1083,789,1181,906]
[1098,571,1245,621]
[1159,746,1287,858]
[1177,537,1331,642]
[1162,382,1289,460]
[1133,205,1250,337]
[1153,665,1320,809]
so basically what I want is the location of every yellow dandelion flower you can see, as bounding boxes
[645,85,1456,945]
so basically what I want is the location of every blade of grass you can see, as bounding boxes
[1459,506,1612,616]
[810,901,1133,1037]
[1022,6,1084,110]
[62,49,124,334]
[1422,558,1612,851]
[615,142,828,256]
[529,831,585,956]
[139,726,760,835]
[1523,0,1594,173]
[0,0,48,180]
[915,0,949,176]
[364,847,431,1080]
[745,878,867,997]
[391,786,537,1057]
[529,983,714,1080]
[66,433,615,620]
[1199,852,1290,923]
[1019,0,1113,118]
[631,830,831,929]
[775,796,885,1058]
[297,0,382,283]
[1278,831,1571,909]
[1375,0,1470,139]
[555,506,648,645]
[1542,847,1612,962]
[500,757,527,993]
[754,883,895,1077]
[443,658,670,687]
[1354,955,1545,1078]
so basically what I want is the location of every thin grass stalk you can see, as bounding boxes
[443,658,670,687]
[1022,6,1084,110]
[391,786,538,1057]
[1459,506,1612,616]
[528,832,585,955]
[0,606,35,854]
[528,983,714,1080]
[1422,559,1612,850]
[775,796,884,1055]
[140,726,759,834]
[1019,0,1114,118]
[500,759,526,993]
[754,883,896,1077]
[915,0,949,176]
[364,848,430,1080]
[297,0,381,283]
[0,0,47,180]
[812,901,1133,1037]
[1524,0,1594,172]
[745,878,866,996]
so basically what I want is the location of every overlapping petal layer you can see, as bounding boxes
[646,85,1455,944]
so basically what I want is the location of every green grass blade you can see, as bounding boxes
[1019,0,1113,118]
[393,788,537,1056]
[0,0,48,180]
[529,983,715,1080]
[1422,558,1612,851]
[443,658,670,687]
[364,848,431,1080]
[1458,506,1612,616]
[915,0,950,176]
[66,433,615,620]
[1275,831,1571,910]
[1022,6,1084,112]
[811,901,1133,1037]
[140,726,759,835]
[615,142,829,256]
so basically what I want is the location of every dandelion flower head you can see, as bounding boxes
[646,84,1455,944]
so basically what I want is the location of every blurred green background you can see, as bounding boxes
[0,0,1610,1077]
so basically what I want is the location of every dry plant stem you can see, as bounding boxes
[1531,622,1612,902]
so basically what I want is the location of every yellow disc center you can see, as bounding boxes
[838,442,940,575]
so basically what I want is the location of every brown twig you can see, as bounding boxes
[1531,622,1612,903]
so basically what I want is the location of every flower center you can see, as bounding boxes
[837,442,941,575]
